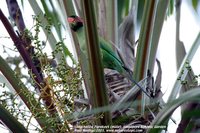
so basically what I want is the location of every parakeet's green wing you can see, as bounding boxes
[101,46,125,74]
[99,37,125,72]
[99,38,122,63]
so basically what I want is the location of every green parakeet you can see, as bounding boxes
[67,16,150,97]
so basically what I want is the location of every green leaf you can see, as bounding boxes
[149,0,169,72]
[169,0,174,15]
[41,0,61,38]
[81,0,112,125]
[134,0,157,113]
[0,104,28,133]
[137,0,145,25]
[149,87,200,133]
[168,32,200,102]
[192,0,199,11]
[117,0,130,25]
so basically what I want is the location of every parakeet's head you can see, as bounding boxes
[67,15,83,32]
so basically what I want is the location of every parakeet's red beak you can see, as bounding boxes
[67,16,83,24]
[67,17,75,23]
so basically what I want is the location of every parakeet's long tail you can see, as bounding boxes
[123,66,151,98]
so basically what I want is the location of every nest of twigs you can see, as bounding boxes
[105,69,153,131]
[71,69,158,133]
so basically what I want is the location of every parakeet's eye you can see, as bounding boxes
[67,16,83,32]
